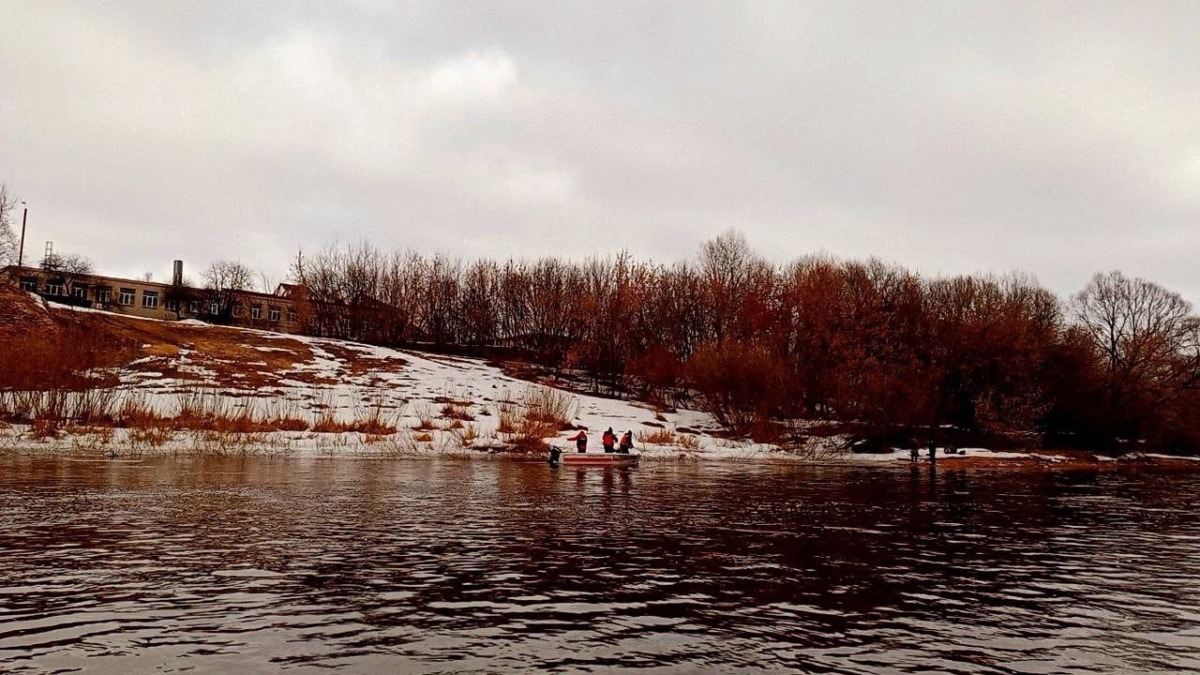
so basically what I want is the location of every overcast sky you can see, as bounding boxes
[2,1,1197,301]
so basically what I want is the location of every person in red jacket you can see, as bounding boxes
[568,429,588,453]
[602,427,617,453]
[619,430,634,454]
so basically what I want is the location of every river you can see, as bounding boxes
[2,457,1199,673]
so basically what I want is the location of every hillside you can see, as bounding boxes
[0,284,56,340]
[0,290,752,458]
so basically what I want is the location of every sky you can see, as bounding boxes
[1,1,1198,302]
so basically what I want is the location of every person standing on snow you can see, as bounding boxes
[568,429,588,453]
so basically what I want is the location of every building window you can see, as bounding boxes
[188,301,199,314]
[142,290,159,309]
[287,308,298,323]
[232,304,243,317]
[268,306,280,322]
[165,299,179,312]
[95,287,112,304]
[45,282,64,296]
[71,285,88,299]
[19,277,38,292]
[250,304,262,320]
[119,288,136,306]
[210,301,220,314]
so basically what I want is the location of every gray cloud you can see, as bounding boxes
[1,0,1197,301]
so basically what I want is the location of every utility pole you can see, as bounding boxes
[17,202,27,269]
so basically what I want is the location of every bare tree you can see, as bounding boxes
[1073,271,1197,386]
[39,252,94,298]
[1072,270,1200,442]
[0,183,20,268]
[259,269,276,294]
[164,276,200,320]
[202,260,254,322]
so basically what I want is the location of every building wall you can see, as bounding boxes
[2,266,301,333]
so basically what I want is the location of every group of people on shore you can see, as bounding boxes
[567,427,634,454]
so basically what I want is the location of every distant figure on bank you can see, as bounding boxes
[568,430,588,453]
[928,441,937,463]
[910,445,920,462]
[602,427,617,453]
[619,430,634,454]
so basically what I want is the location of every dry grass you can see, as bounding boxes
[522,385,579,430]
[636,427,702,451]
[308,389,395,434]
[487,386,580,453]
[455,423,480,447]
[0,386,401,438]
[496,402,519,434]
[638,428,677,444]
[0,286,412,396]
[129,425,172,447]
[0,327,134,393]
[502,416,558,453]
[440,402,475,421]
[412,401,436,430]
[31,418,63,440]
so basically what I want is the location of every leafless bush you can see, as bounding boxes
[496,402,519,434]
[441,402,475,421]
[638,428,676,444]
[522,385,578,430]
[411,401,436,430]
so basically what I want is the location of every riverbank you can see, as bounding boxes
[3,295,1200,470]
[5,422,1200,473]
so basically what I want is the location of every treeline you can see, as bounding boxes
[289,234,1200,453]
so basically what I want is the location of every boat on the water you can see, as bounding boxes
[548,448,639,466]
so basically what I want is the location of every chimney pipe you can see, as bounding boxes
[173,260,183,286]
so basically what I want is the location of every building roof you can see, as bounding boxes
[2,265,293,303]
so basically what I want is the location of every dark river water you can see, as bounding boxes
[2,457,1200,674]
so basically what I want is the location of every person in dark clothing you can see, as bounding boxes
[602,427,616,453]
[568,430,588,453]
[619,430,634,454]
[910,445,920,463]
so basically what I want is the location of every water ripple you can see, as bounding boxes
[2,458,1200,673]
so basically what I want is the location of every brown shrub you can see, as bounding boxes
[522,386,578,430]
[638,428,676,444]
[129,426,172,447]
[685,340,788,434]
[311,418,348,433]
[456,423,479,447]
[441,403,475,421]
[274,417,311,432]
[412,401,436,430]
[497,402,518,434]
[31,418,62,439]
[749,418,783,444]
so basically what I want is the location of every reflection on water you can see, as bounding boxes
[2,457,1200,673]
